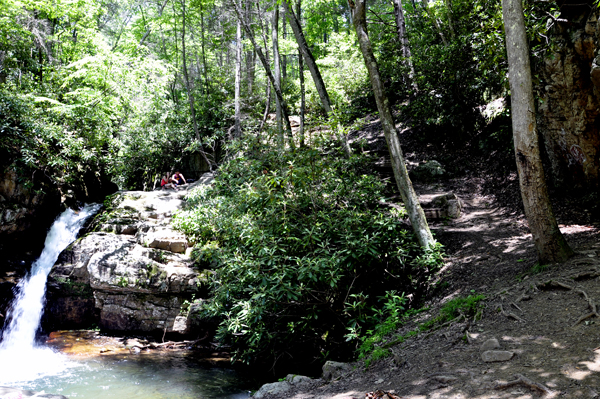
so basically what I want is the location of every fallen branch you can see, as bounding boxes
[493,373,554,396]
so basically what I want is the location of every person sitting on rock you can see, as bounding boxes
[161,173,178,190]
[172,171,187,186]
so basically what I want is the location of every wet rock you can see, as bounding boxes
[0,386,69,399]
[253,381,291,398]
[45,179,213,337]
[480,338,500,352]
[322,361,353,381]
[481,350,514,362]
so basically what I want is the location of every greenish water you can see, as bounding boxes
[1,349,252,399]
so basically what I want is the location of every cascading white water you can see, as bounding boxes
[0,203,100,383]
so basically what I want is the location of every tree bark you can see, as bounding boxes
[282,0,332,114]
[422,0,448,46]
[349,0,435,249]
[232,0,294,144]
[283,0,350,155]
[180,0,213,171]
[297,0,305,147]
[235,19,242,138]
[502,0,572,263]
[392,0,417,92]
[272,7,284,147]
[200,2,210,95]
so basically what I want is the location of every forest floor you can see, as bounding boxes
[257,120,600,398]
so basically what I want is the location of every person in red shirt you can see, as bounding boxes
[161,173,179,190]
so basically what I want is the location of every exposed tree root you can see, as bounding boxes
[499,304,524,322]
[573,288,600,326]
[569,270,600,281]
[510,301,523,312]
[532,279,599,326]
[493,374,554,396]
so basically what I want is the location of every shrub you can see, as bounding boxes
[174,137,444,371]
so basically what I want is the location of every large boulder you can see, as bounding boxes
[44,182,212,337]
[537,7,600,189]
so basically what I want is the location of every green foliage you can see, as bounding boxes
[357,294,484,367]
[174,136,444,368]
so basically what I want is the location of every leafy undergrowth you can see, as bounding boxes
[174,134,444,374]
[358,293,485,367]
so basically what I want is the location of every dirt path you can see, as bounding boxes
[259,178,600,399]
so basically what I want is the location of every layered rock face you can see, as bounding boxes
[44,176,213,338]
[537,3,600,189]
[0,170,61,259]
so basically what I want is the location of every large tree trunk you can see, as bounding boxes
[392,0,417,92]
[349,0,435,249]
[234,19,242,138]
[502,0,573,263]
[180,0,213,171]
[232,0,294,143]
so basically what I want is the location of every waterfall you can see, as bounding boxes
[0,203,100,383]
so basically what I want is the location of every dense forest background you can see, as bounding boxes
[2,0,599,375]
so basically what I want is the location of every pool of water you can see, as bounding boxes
[0,331,253,399]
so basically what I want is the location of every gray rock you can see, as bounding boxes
[286,374,313,385]
[0,386,69,398]
[253,381,291,398]
[411,160,445,182]
[45,178,216,336]
[480,338,500,352]
[481,350,514,362]
[322,361,353,381]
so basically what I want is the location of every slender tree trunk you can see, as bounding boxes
[349,0,435,249]
[502,0,572,263]
[297,0,305,147]
[272,7,284,147]
[259,80,271,132]
[232,0,294,144]
[200,2,209,95]
[282,0,331,114]
[422,0,448,46]
[282,6,287,79]
[235,20,242,138]
[245,0,255,96]
[444,0,455,39]
[392,0,417,92]
[283,0,350,155]
[181,0,213,171]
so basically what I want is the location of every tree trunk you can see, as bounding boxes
[282,6,288,80]
[272,7,284,148]
[232,0,293,144]
[349,0,435,249]
[422,0,448,46]
[200,2,209,95]
[297,0,305,147]
[444,0,455,39]
[392,0,417,92]
[282,0,332,114]
[283,0,350,155]
[180,0,213,171]
[502,0,573,263]
[235,19,242,138]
